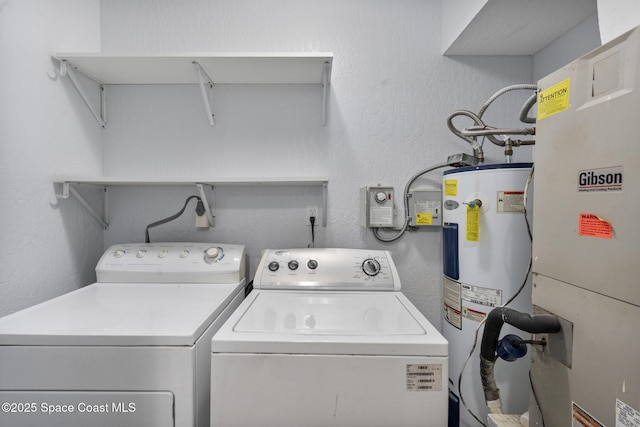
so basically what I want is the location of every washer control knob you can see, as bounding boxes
[362,258,381,276]
[181,250,190,258]
[307,259,319,270]
[113,250,125,258]
[268,261,280,272]
[288,260,299,271]
[203,247,221,263]
[136,250,147,258]
[158,250,168,258]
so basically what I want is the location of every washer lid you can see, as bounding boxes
[211,290,448,356]
[0,282,243,346]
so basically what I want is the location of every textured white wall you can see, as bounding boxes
[533,14,601,82]
[0,0,103,317]
[99,0,534,327]
[598,0,640,44]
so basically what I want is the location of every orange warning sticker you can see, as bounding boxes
[578,213,612,239]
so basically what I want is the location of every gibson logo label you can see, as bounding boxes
[578,166,623,192]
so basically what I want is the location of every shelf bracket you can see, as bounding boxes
[193,61,215,126]
[321,181,328,227]
[195,183,216,228]
[57,182,109,229]
[59,60,107,128]
[321,61,331,126]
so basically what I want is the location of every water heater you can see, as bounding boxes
[442,163,533,427]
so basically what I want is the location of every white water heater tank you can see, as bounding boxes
[441,163,533,427]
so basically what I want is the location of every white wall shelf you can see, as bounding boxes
[53,52,333,126]
[441,0,597,55]
[55,177,329,230]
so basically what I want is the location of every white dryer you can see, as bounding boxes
[210,248,448,427]
[0,242,246,427]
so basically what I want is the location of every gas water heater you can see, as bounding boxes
[442,163,533,427]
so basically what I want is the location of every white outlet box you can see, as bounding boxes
[306,205,319,226]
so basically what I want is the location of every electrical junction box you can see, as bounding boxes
[408,189,442,227]
[360,186,394,228]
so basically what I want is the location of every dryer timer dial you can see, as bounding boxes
[204,247,223,264]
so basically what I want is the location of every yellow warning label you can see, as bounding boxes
[416,213,433,225]
[538,78,570,120]
[466,205,479,241]
[445,180,457,197]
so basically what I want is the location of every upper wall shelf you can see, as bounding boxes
[54,177,329,230]
[53,52,333,126]
[441,0,597,55]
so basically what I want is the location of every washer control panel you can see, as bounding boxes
[254,248,401,291]
[96,242,245,284]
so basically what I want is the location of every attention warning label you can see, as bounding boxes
[538,79,570,120]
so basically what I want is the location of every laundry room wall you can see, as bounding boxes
[0,0,103,317]
[533,13,601,82]
[97,0,537,327]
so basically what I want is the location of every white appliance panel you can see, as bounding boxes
[0,282,242,346]
[234,291,426,334]
[212,290,447,356]
[96,242,246,284]
[211,353,448,427]
[253,248,401,291]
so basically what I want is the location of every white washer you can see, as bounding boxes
[0,242,246,427]
[210,248,448,427]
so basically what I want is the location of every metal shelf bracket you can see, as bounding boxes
[321,61,331,126]
[193,61,215,126]
[57,182,109,229]
[59,60,107,128]
[195,183,216,228]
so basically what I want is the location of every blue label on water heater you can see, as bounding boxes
[442,223,459,280]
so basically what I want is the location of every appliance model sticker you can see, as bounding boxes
[497,191,525,213]
[461,284,502,307]
[578,213,613,239]
[406,364,442,392]
[462,306,486,323]
[466,205,480,241]
[538,78,570,120]
[443,278,462,329]
[578,166,623,192]
[444,180,458,196]
[444,304,462,329]
[617,399,640,427]
[572,402,605,427]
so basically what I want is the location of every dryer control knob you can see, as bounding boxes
[288,260,299,270]
[307,259,319,270]
[362,258,381,276]
[204,247,221,264]
[268,261,280,272]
